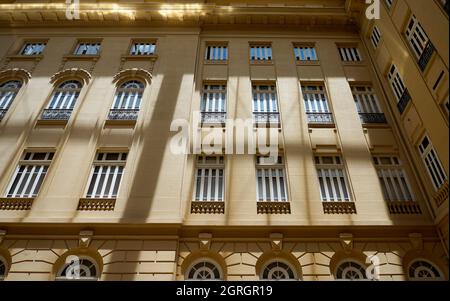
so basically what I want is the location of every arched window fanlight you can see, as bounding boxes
[41,80,83,121]
[335,260,367,280]
[186,260,222,280]
[260,260,297,280]
[56,256,99,281]
[107,80,145,122]
[0,257,7,280]
[0,80,23,121]
[408,260,444,281]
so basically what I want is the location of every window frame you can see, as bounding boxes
[193,155,225,202]
[255,155,289,203]
[293,42,319,64]
[18,40,47,56]
[249,42,273,64]
[0,79,23,121]
[407,259,445,281]
[334,259,369,281]
[259,259,298,281]
[337,44,363,63]
[370,26,382,49]
[314,155,352,202]
[204,42,229,64]
[56,256,100,281]
[71,39,102,56]
[185,258,223,281]
[127,39,157,56]
[418,135,447,191]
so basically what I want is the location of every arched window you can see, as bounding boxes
[107,80,145,122]
[0,80,22,121]
[56,256,99,281]
[408,260,444,281]
[260,260,297,280]
[0,256,8,280]
[335,260,367,280]
[186,259,222,280]
[41,80,82,121]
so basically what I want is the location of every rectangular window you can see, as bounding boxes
[294,45,318,62]
[387,64,407,101]
[374,156,414,202]
[85,152,127,199]
[201,84,226,124]
[252,84,280,124]
[5,151,54,198]
[302,84,334,125]
[385,0,393,8]
[250,44,272,62]
[418,136,447,190]
[338,46,362,62]
[370,26,382,48]
[405,15,430,60]
[194,156,224,202]
[130,42,156,55]
[351,85,387,124]
[256,156,288,202]
[205,44,228,61]
[20,42,46,55]
[74,42,101,55]
[315,155,351,202]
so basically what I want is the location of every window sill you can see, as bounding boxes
[387,201,422,215]
[250,60,273,65]
[308,123,335,129]
[341,61,365,66]
[361,123,390,129]
[63,54,100,61]
[322,201,356,214]
[35,119,68,127]
[434,181,449,208]
[257,201,290,214]
[121,54,158,61]
[104,119,137,128]
[203,60,228,65]
[0,197,34,210]
[296,60,320,66]
[6,54,43,61]
[191,201,224,214]
[77,198,116,211]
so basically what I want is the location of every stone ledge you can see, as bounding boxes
[257,201,291,214]
[77,198,116,211]
[0,197,34,210]
[322,201,356,214]
[388,201,422,215]
[434,181,449,208]
[191,201,224,214]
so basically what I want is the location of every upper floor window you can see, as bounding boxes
[384,0,393,9]
[41,80,82,121]
[293,44,318,62]
[351,85,387,124]
[373,156,414,202]
[56,257,99,281]
[405,15,435,71]
[335,260,367,280]
[302,84,334,125]
[130,41,156,56]
[74,42,101,55]
[418,136,447,190]
[408,260,444,281]
[0,80,22,121]
[5,151,54,198]
[338,46,362,62]
[250,43,272,63]
[20,42,46,55]
[252,84,280,125]
[440,0,449,15]
[85,152,127,199]
[205,44,228,62]
[260,260,297,280]
[387,64,411,114]
[315,155,351,202]
[0,256,7,280]
[194,156,224,202]
[370,26,382,49]
[186,260,223,280]
[107,80,144,122]
[200,84,226,124]
[256,156,288,202]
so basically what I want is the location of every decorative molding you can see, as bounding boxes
[79,230,94,248]
[269,233,283,251]
[339,233,353,253]
[113,68,153,84]
[198,233,212,251]
[191,201,225,214]
[50,68,92,85]
[408,233,423,251]
[434,181,449,208]
[387,201,422,215]
[0,68,32,82]
[257,202,291,214]
[77,198,115,211]
[0,198,33,210]
[322,202,357,214]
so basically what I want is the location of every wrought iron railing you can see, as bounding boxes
[418,41,435,71]
[0,109,7,121]
[306,112,334,125]
[107,109,139,121]
[200,111,226,124]
[253,112,280,125]
[359,113,387,124]
[397,89,411,115]
[40,109,73,120]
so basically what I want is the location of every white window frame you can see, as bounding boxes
[338,46,362,62]
[351,85,383,114]
[418,136,447,190]
[335,259,368,280]
[315,155,352,202]
[384,0,393,9]
[256,156,288,202]
[201,84,226,113]
[0,80,22,112]
[111,80,145,110]
[260,259,298,281]
[85,152,127,199]
[293,45,318,61]
[194,156,225,202]
[185,259,223,280]
[129,41,156,56]
[56,256,99,281]
[4,151,54,198]
[408,259,445,281]
[370,26,382,49]
[252,84,278,113]
[205,44,228,61]
[20,42,46,55]
[47,80,82,110]
[250,44,272,62]
[387,64,407,101]
[405,15,430,60]
[0,255,8,281]
[302,84,331,113]
[373,155,414,202]
[74,42,101,55]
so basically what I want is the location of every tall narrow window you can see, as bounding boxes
[74,42,101,55]
[85,152,127,199]
[130,42,156,55]
[0,80,22,121]
[200,84,226,124]
[20,42,46,55]
[250,44,272,63]
[5,151,54,198]
[107,80,144,122]
[418,136,447,190]
[252,84,280,125]
[301,84,334,125]
[194,156,224,202]
[405,15,435,71]
[294,45,318,62]
[374,156,414,202]
[205,44,228,62]
[351,85,387,124]
[338,46,362,62]
[41,80,82,121]
[315,156,351,202]
[388,64,411,114]
[384,0,393,9]
[370,26,382,49]
[256,156,288,202]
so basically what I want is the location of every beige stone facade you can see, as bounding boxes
[0,0,448,281]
